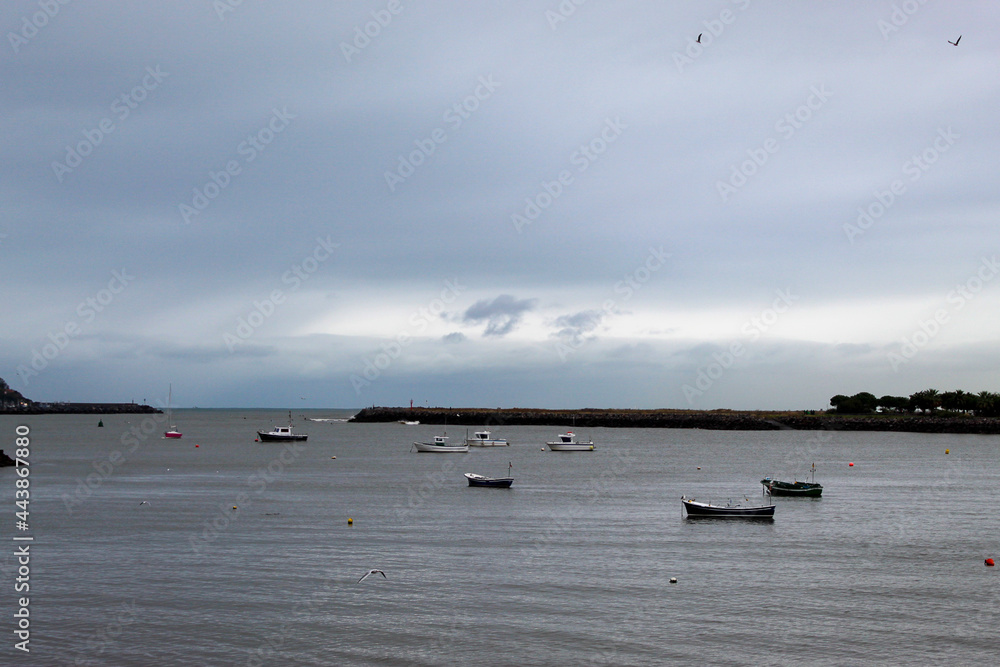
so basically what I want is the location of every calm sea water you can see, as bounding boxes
[1,409,998,666]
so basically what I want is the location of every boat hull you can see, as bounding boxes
[467,440,509,447]
[257,431,308,442]
[465,473,513,488]
[682,499,774,518]
[414,442,469,453]
[546,443,595,451]
[164,431,182,439]
[761,478,822,497]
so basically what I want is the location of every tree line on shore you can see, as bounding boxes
[830,389,1000,417]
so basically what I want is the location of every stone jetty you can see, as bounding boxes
[350,406,1000,434]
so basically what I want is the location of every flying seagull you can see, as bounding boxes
[138,501,150,505]
[948,35,961,46]
[358,569,386,583]
[696,33,702,43]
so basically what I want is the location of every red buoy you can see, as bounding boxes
[848,462,854,467]
[986,558,995,567]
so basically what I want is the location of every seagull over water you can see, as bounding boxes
[138,501,150,505]
[948,35,961,46]
[358,569,386,583]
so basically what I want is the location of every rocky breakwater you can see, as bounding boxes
[350,407,1000,434]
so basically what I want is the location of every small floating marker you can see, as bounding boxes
[232,506,237,510]
[669,577,677,584]
[195,444,199,448]
[848,462,853,467]
[945,449,950,454]
[348,517,353,525]
[697,467,701,470]
[98,420,104,427]
[331,456,336,459]
[986,558,995,567]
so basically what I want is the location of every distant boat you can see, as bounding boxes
[466,429,509,447]
[682,496,775,518]
[399,420,420,425]
[164,384,182,439]
[546,431,595,451]
[412,434,469,453]
[762,463,823,497]
[257,411,308,442]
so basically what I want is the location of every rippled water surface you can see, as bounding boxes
[3,410,998,665]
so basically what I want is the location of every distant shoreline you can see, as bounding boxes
[0,402,162,415]
[350,406,1000,435]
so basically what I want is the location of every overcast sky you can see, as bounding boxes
[3,1,998,410]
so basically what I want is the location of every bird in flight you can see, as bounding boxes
[358,569,386,583]
[948,35,961,46]
[696,33,702,43]
[138,501,150,505]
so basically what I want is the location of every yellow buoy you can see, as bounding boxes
[331,456,336,459]
[945,449,949,454]
[348,518,353,525]
[232,506,237,510]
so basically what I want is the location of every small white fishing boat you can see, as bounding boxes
[412,435,469,453]
[546,431,595,451]
[466,430,509,447]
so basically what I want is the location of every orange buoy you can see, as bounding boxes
[986,558,995,567]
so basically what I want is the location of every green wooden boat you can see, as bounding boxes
[761,464,822,497]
